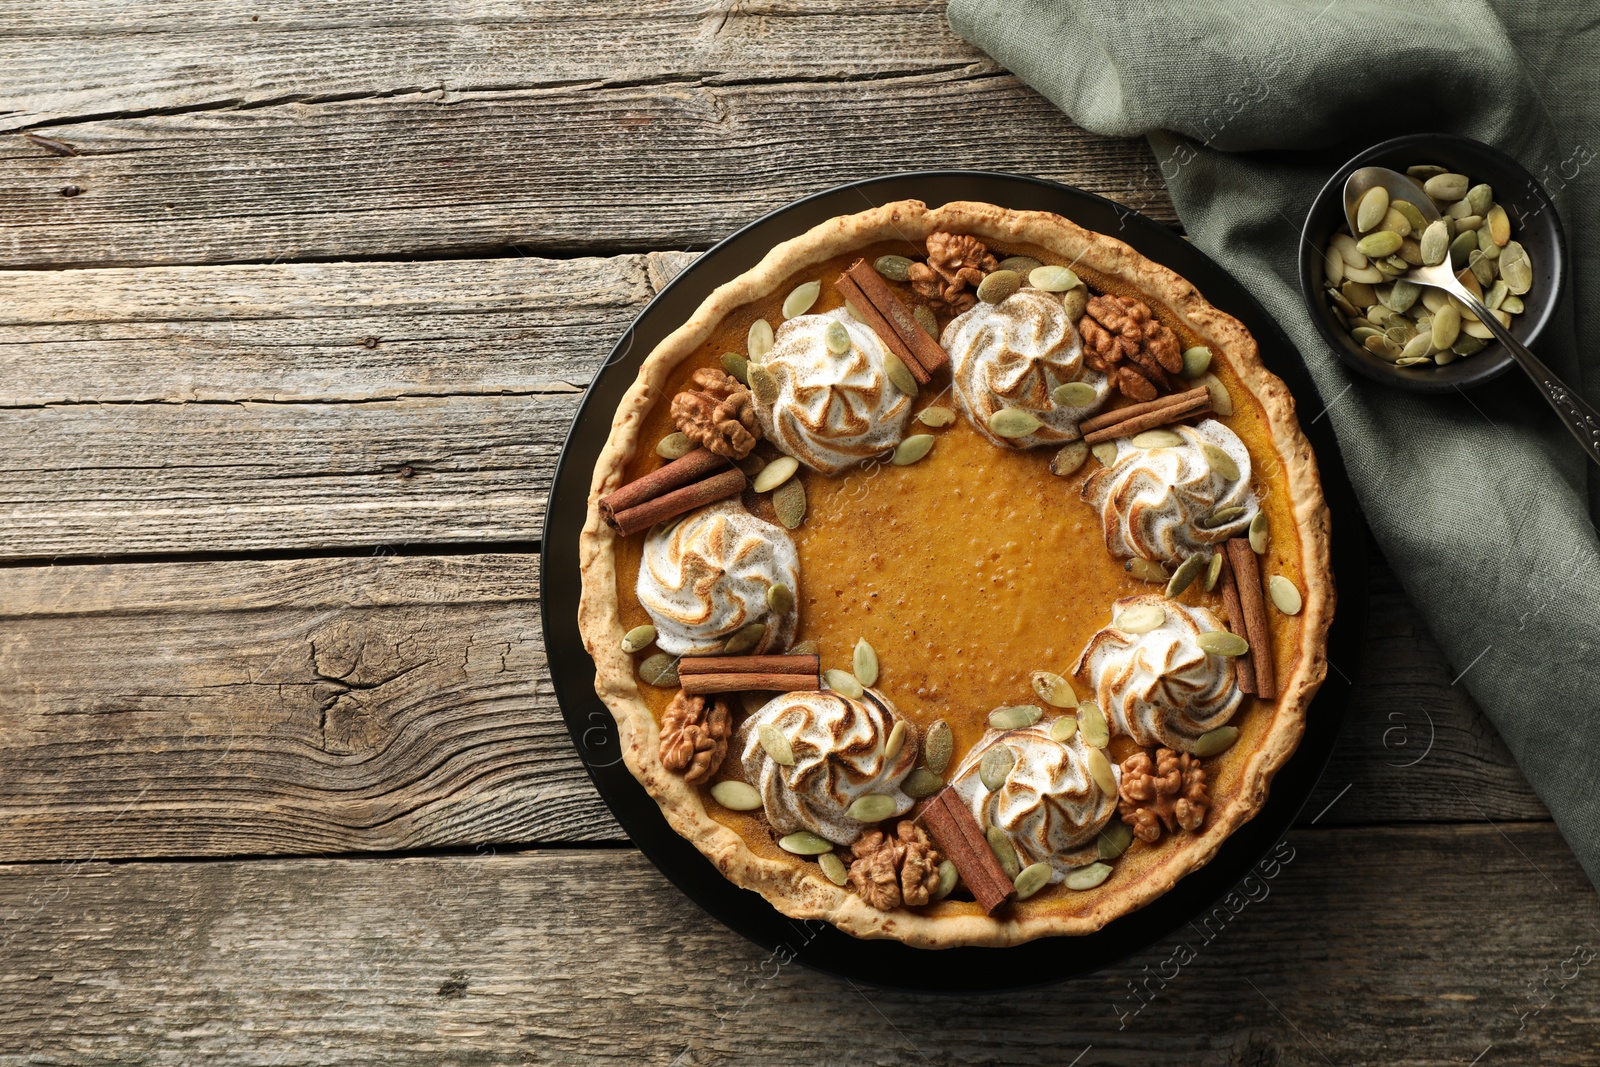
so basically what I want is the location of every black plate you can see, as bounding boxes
[541,171,1368,992]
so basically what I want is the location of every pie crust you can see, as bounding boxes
[578,200,1333,948]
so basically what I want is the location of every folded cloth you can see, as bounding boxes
[948,0,1600,888]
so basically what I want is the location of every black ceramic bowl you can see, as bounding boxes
[1299,133,1568,392]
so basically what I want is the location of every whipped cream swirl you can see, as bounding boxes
[753,308,913,474]
[636,501,799,656]
[949,724,1117,879]
[1081,418,1257,563]
[735,688,918,845]
[944,288,1112,449]
[1073,595,1244,754]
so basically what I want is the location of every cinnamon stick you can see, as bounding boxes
[599,448,732,528]
[1081,391,1212,445]
[918,788,1015,915]
[604,468,746,537]
[834,271,930,384]
[680,672,823,696]
[1218,553,1257,695]
[677,654,820,677]
[1224,538,1275,699]
[1078,385,1211,435]
[842,259,949,376]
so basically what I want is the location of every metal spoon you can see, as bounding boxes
[1343,166,1600,467]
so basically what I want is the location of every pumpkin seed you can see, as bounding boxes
[1501,295,1524,314]
[1181,346,1214,379]
[853,638,879,687]
[1198,630,1249,657]
[1486,203,1511,247]
[748,318,774,361]
[1365,333,1399,361]
[1205,550,1225,591]
[723,621,767,655]
[772,478,806,529]
[1192,726,1239,758]
[824,319,851,354]
[748,363,779,406]
[1454,213,1482,232]
[710,780,763,811]
[778,831,832,855]
[1385,325,1412,347]
[1389,279,1422,314]
[758,723,796,766]
[1086,748,1117,799]
[1077,700,1110,748]
[1013,862,1052,900]
[845,300,867,323]
[1062,287,1089,323]
[1066,862,1113,891]
[1115,602,1166,636]
[1124,558,1170,584]
[1398,332,1433,362]
[914,304,938,337]
[1397,237,1424,266]
[767,583,794,617]
[788,639,818,656]
[1268,574,1303,615]
[883,352,919,396]
[1200,373,1233,416]
[823,668,862,698]
[989,408,1043,439]
[782,280,821,319]
[925,720,953,775]
[903,768,945,799]
[818,851,850,885]
[977,269,1022,304]
[1203,506,1248,529]
[1465,182,1493,216]
[1394,356,1434,367]
[721,351,750,385]
[1344,265,1385,284]
[1392,199,1427,234]
[1049,716,1079,743]
[1343,279,1378,307]
[986,826,1022,880]
[1477,225,1501,259]
[1448,229,1478,270]
[1469,248,1495,289]
[656,431,694,459]
[621,624,657,653]
[1031,670,1076,708]
[882,721,905,762]
[847,793,897,822]
[916,405,956,427]
[1092,442,1120,467]
[989,704,1043,730]
[979,745,1015,790]
[931,859,958,901]
[638,652,679,687]
[1050,441,1090,477]
[1166,552,1209,598]
[1097,820,1134,861]
[1131,428,1183,449]
[1379,206,1412,237]
[1435,350,1462,365]
[1323,246,1345,286]
[1052,381,1099,407]
[1197,441,1239,481]
[1356,230,1402,258]
[999,255,1043,275]
[892,434,934,466]
[752,455,799,493]
[1028,264,1080,292]
[1407,164,1447,181]
[1355,186,1389,233]
[1424,172,1470,201]
[1248,510,1269,553]
[1500,241,1531,294]
[1431,304,1461,349]
[874,254,913,282]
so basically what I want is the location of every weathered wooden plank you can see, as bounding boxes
[0,827,1593,1065]
[0,553,621,861]
[1,70,1169,269]
[0,549,1550,864]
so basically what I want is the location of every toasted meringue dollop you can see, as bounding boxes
[1080,418,1257,562]
[636,501,799,656]
[1073,595,1244,754]
[735,687,918,845]
[752,308,913,474]
[949,724,1117,878]
[944,288,1112,448]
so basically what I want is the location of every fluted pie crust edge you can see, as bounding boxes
[577,200,1334,948]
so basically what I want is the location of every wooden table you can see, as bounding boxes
[3,4,1596,1062]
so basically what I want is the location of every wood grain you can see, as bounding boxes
[0,828,1594,1064]
[0,549,1546,864]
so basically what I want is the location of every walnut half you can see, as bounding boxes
[670,367,759,460]
[1079,293,1183,403]
[1118,748,1209,843]
[907,232,998,314]
[659,690,733,785]
[848,820,942,910]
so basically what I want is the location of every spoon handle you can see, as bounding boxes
[1454,290,1600,468]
